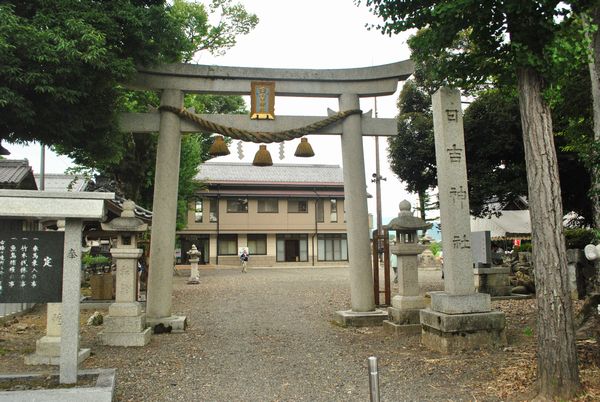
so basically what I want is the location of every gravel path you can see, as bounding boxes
[76,267,501,401]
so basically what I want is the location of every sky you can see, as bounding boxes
[4,0,419,225]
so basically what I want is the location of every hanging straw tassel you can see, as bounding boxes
[208,135,230,156]
[253,144,273,166]
[294,137,315,157]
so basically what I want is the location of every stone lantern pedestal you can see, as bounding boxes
[100,201,151,346]
[383,201,432,336]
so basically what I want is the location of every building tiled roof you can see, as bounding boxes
[33,173,152,222]
[196,162,344,185]
[34,173,89,192]
[0,159,37,189]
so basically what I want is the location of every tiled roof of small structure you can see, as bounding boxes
[0,159,37,189]
[34,173,89,192]
[196,162,344,185]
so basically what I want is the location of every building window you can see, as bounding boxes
[218,234,237,255]
[248,234,267,255]
[288,199,308,213]
[258,198,278,213]
[330,199,338,222]
[276,234,308,262]
[194,199,203,223]
[316,199,324,222]
[227,198,248,213]
[209,199,218,222]
[317,234,348,261]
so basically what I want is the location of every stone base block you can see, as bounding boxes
[108,302,142,317]
[32,336,60,357]
[100,327,152,347]
[0,369,116,402]
[187,278,200,284]
[430,292,491,314]
[391,295,426,310]
[383,320,422,336]
[334,309,388,327]
[388,307,421,325]
[146,315,187,333]
[103,315,146,333]
[474,267,512,297]
[25,348,90,366]
[420,308,506,354]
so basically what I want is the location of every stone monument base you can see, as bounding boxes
[474,267,512,296]
[383,320,422,336]
[100,314,152,347]
[420,308,506,354]
[25,336,90,365]
[100,328,152,347]
[146,315,187,332]
[334,309,388,327]
[388,306,421,325]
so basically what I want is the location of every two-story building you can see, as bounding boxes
[178,162,349,267]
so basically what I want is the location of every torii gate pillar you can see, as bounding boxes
[145,89,187,331]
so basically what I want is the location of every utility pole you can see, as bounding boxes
[371,97,386,259]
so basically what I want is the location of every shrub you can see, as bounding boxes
[564,228,596,249]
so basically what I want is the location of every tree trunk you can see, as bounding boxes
[516,67,581,399]
[588,7,600,294]
[418,188,427,220]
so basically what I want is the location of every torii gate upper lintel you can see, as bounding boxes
[126,61,415,329]
[127,59,414,97]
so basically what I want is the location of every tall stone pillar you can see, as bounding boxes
[146,89,187,331]
[335,93,387,327]
[420,87,505,353]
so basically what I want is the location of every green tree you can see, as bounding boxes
[0,0,186,158]
[362,0,581,397]
[1,0,257,200]
[388,80,437,221]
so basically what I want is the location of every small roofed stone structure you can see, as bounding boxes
[383,201,432,335]
[100,200,152,346]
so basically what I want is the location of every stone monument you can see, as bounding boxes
[100,200,152,346]
[420,88,506,353]
[383,200,432,335]
[187,244,201,284]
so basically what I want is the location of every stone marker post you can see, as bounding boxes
[59,218,83,384]
[419,87,506,353]
[187,244,201,284]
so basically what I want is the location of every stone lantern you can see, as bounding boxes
[99,200,151,346]
[186,244,201,284]
[384,200,432,334]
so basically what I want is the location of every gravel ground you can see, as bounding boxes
[2,266,597,401]
[90,267,502,401]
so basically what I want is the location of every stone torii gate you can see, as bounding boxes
[119,61,414,329]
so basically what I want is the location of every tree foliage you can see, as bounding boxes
[0,0,186,158]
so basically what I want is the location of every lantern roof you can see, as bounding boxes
[385,200,432,231]
[101,200,148,232]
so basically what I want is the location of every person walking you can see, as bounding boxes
[240,248,249,273]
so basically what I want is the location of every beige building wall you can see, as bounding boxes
[180,197,348,267]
